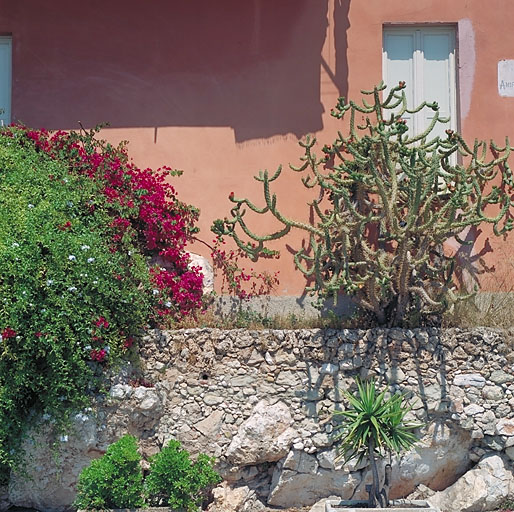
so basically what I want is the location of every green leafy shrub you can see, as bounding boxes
[145,439,221,511]
[213,82,514,326]
[333,378,420,508]
[0,125,203,468]
[75,437,220,511]
[74,435,145,510]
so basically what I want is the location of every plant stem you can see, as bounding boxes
[368,437,381,508]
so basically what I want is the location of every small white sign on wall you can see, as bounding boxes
[498,60,514,97]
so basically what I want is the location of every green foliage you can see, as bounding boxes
[0,130,154,466]
[213,82,514,326]
[334,378,419,464]
[75,437,220,511]
[333,378,420,507]
[145,439,221,512]
[74,435,145,510]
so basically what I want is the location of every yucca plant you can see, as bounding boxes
[333,378,420,508]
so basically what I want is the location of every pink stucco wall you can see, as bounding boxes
[1,0,513,295]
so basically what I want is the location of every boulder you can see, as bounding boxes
[0,485,10,512]
[429,454,514,512]
[225,400,297,465]
[9,413,100,512]
[390,422,473,497]
[267,466,359,508]
[208,483,253,512]
[188,252,214,294]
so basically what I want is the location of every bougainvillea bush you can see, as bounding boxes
[0,124,203,471]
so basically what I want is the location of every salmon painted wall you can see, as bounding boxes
[1,0,512,295]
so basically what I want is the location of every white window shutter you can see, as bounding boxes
[0,37,12,126]
[383,31,416,137]
[383,27,457,139]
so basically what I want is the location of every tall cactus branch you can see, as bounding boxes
[212,82,514,326]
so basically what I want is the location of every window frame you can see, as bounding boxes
[382,24,459,137]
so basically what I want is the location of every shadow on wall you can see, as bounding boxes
[7,0,351,142]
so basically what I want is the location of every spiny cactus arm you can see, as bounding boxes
[377,136,401,226]
[229,193,270,216]
[405,111,447,145]
[337,186,369,222]
[405,173,424,232]
[365,277,386,320]
[393,239,412,300]
[225,206,292,244]
[367,157,396,231]
[404,99,440,116]
[408,286,445,308]
[293,246,317,278]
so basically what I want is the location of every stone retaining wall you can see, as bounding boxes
[9,328,514,511]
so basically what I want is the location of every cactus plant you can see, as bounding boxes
[212,82,514,326]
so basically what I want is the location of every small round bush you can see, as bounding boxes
[74,435,145,510]
[145,439,221,511]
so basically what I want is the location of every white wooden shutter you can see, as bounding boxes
[0,37,12,126]
[383,27,457,139]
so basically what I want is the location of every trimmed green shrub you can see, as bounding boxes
[145,439,221,511]
[74,435,145,510]
[75,437,220,511]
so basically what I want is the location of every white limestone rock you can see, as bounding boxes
[453,373,486,388]
[389,422,473,498]
[9,415,100,512]
[267,467,359,508]
[429,454,514,512]
[208,483,252,512]
[188,252,214,294]
[225,400,297,466]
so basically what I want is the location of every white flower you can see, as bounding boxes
[68,286,77,293]
[28,204,34,209]
[104,346,110,353]
[152,289,159,296]
[0,334,3,342]
[46,279,54,286]
[11,242,19,248]
[93,280,98,285]
[87,257,95,263]
[81,245,90,251]
[16,336,21,340]
[84,345,91,351]
[41,308,46,313]
[128,251,132,256]
[68,255,76,261]
[165,301,172,308]
[63,178,68,183]
[59,435,68,443]
[67,201,74,207]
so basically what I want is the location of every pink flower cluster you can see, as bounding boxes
[18,126,204,319]
[95,316,109,329]
[90,348,107,362]
[1,327,16,339]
